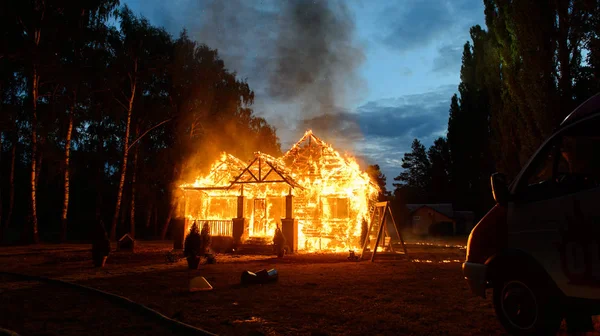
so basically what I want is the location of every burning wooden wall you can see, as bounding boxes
[178,130,378,252]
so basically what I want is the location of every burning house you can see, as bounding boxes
[176,130,379,253]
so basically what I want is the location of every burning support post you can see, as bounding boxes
[281,188,298,253]
[232,186,248,247]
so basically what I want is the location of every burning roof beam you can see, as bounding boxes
[229,152,303,189]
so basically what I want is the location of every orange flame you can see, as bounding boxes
[179,130,379,252]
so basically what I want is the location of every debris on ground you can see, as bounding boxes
[241,269,279,285]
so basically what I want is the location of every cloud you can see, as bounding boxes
[428,1,485,74]
[357,85,454,137]
[432,43,464,74]
[379,0,454,51]
[374,0,485,74]
[352,86,456,189]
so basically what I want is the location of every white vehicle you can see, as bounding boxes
[463,93,600,335]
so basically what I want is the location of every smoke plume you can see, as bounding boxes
[150,0,366,149]
[268,1,365,125]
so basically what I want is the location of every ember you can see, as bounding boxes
[178,130,378,252]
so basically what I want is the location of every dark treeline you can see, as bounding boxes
[392,0,600,220]
[0,1,281,245]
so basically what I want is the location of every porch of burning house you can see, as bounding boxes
[179,153,302,251]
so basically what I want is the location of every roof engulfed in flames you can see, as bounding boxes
[180,153,248,189]
[179,130,379,252]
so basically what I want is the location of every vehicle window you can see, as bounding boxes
[526,147,556,187]
[516,137,559,190]
[514,140,560,203]
[515,115,600,203]
[555,119,600,192]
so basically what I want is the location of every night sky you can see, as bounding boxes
[121,0,485,189]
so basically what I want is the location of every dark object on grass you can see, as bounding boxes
[92,221,110,268]
[184,222,202,269]
[187,256,201,269]
[165,250,181,263]
[205,252,216,264]
[241,268,278,285]
[117,233,135,252]
[347,250,359,261]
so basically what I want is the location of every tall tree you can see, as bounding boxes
[447,26,498,214]
[427,137,452,203]
[129,123,140,239]
[9,0,63,243]
[0,2,282,245]
[59,0,119,242]
[108,7,171,240]
[484,0,593,165]
[582,0,600,95]
[393,139,431,204]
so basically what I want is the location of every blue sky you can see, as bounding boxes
[121,0,485,190]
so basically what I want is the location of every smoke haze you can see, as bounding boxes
[150,0,367,151]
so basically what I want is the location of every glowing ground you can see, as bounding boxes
[0,240,597,335]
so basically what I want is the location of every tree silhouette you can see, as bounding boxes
[393,139,431,204]
[0,4,281,245]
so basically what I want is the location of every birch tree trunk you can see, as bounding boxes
[61,97,75,242]
[31,65,40,244]
[35,145,43,189]
[129,124,140,239]
[110,60,137,241]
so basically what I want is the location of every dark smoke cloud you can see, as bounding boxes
[297,108,364,153]
[268,1,365,119]
[142,0,366,148]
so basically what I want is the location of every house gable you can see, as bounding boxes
[231,152,302,189]
[283,130,356,177]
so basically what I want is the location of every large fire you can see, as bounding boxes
[179,130,379,252]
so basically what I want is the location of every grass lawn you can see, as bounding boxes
[0,240,597,335]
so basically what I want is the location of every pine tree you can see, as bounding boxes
[393,139,431,204]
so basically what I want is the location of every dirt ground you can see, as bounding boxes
[0,240,598,336]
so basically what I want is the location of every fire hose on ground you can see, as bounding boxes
[0,271,216,336]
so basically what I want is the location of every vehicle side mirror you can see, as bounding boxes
[490,173,509,205]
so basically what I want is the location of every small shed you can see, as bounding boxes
[406,204,456,236]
